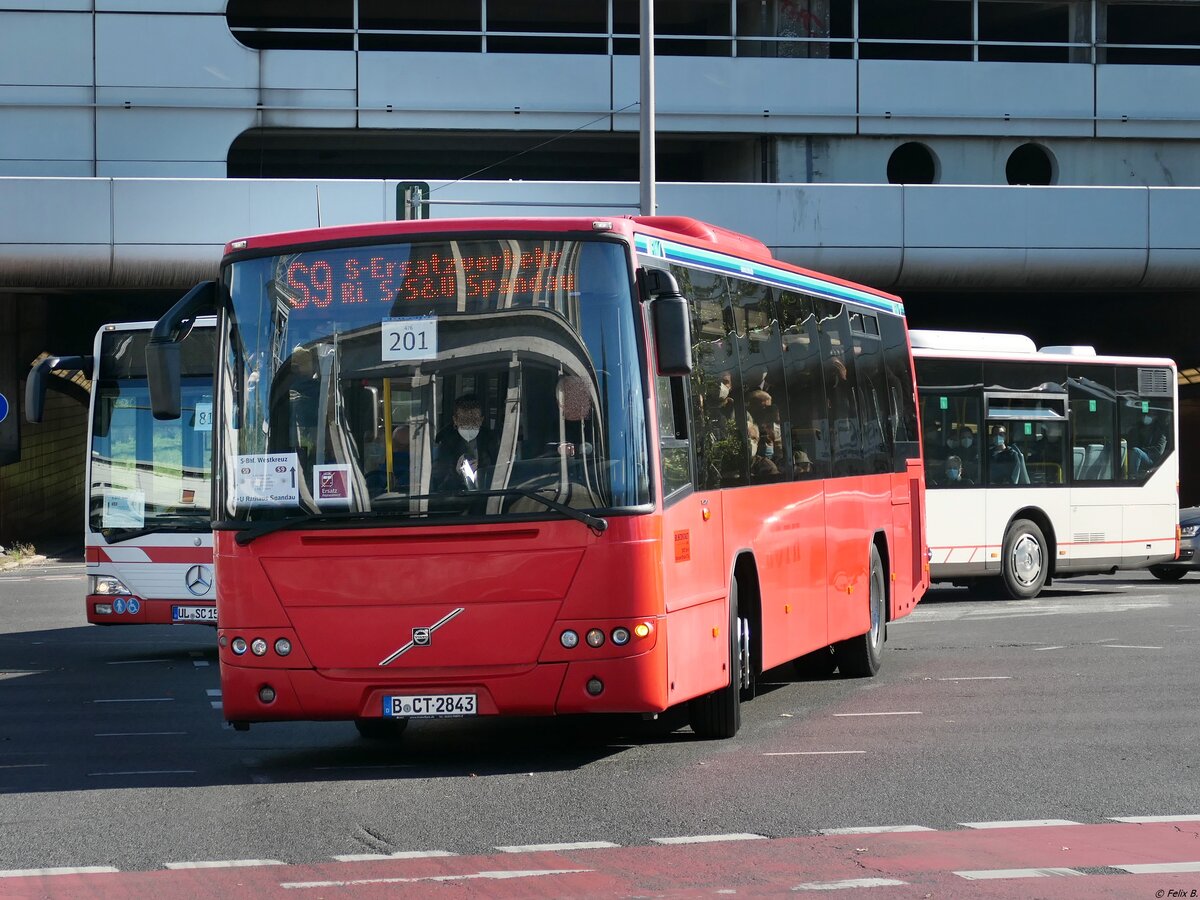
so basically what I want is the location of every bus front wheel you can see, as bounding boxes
[1150,565,1187,581]
[836,545,886,678]
[689,581,745,740]
[1001,519,1048,600]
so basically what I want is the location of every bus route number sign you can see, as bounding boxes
[382,316,437,362]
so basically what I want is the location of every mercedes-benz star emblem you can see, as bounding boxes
[379,608,465,666]
[184,564,213,596]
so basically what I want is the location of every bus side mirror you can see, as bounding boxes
[148,280,216,421]
[644,269,693,376]
[25,355,92,424]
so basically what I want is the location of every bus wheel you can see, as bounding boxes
[354,717,409,740]
[1150,565,1187,581]
[688,581,744,739]
[1001,519,1048,599]
[836,545,886,678]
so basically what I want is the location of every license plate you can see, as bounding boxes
[383,693,477,718]
[172,605,217,623]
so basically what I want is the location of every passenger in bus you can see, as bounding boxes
[938,455,973,486]
[546,374,594,459]
[1130,411,1169,475]
[747,419,780,482]
[988,425,1028,484]
[746,389,782,464]
[793,450,813,476]
[432,394,497,494]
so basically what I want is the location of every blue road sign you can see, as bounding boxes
[0,392,8,424]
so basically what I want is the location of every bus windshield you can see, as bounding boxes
[90,328,214,540]
[220,236,649,523]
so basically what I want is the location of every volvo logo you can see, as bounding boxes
[379,608,465,666]
[184,564,213,596]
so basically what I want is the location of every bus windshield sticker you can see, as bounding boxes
[103,490,145,528]
[314,464,352,507]
[382,316,437,362]
[194,401,213,432]
[235,453,300,507]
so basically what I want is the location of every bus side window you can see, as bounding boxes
[657,374,692,499]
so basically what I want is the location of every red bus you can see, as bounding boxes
[148,216,927,739]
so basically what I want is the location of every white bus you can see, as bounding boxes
[911,330,1178,599]
[27,318,217,625]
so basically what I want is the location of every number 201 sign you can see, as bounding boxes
[382,316,437,362]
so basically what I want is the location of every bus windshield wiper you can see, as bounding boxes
[105,521,211,544]
[472,488,609,533]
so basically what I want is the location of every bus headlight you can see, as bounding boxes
[611,627,631,646]
[90,576,130,595]
[585,629,605,648]
[251,638,268,656]
[274,638,292,656]
[231,637,248,655]
[560,630,579,649]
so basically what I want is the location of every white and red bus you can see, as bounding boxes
[912,330,1178,599]
[147,216,927,739]
[27,319,216,625]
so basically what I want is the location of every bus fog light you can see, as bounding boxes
[258,685,276,704]
[274,638,292,656]
[231,637,248,655]
[611,627,630,646]
[586,677,604,696]
[219,635,228,648]
[585,628,605,648]
[94,603,113,615]
[251,638,268,656]
[633,622,651,639]
[560,630,579,649]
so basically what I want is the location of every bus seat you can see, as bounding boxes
[1079,443,1103,479]
[1072,446,1085,477]
[1027,462,1063,484]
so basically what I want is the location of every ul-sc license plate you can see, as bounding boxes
[172,605,218,623]
[384,694,477,718]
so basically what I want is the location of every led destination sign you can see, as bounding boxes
[280,244,577,310]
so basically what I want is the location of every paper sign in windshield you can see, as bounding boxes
[235,453,300,506]
[103,490,145,528]
[314,464,352,507]
[194,401,213,432]
[382,316,437,362]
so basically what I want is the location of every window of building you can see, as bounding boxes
[887,142,938,185]
[1104,2,1200,65]
[979,2,1080,63]
[858,0,972,60]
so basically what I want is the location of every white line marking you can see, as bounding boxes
[1102,644,1163,650]
[206,689,222,697]
[332,851,457,862]
[956,867,1084,880]
[0,867,120,878]
[95,732,186,737]
[93,698,173,703]
[106,659,171,665]
[1109,815,1200,823]
[192,660,210,667]
[88,770,196,777]
[210,701,223,709]
[0,764,47,770]
[937,676,1012,681]
[817,825,935,835]
[832,711,922,717]
[496,842,620,853]
[1034,646,1064,651]
[1113,862,1200,874]
[960,819,1081,829]
[765,751,866,756]
[652,833,766,845]
[281,869,592,889]
[793,877,908,890]
[165,860,285,870]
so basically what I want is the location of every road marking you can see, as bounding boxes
[1113,861,1200,874]
[792,877,908,890]
[960,819,1081,829]
[497,841,620,853]
[1102,644,1163,650]
[1109,815,1200,823]
[281,869,592,889]
[0,867,120,878]
[93,697,173,703]
[166,860,285,870]
[652,834,766,845]
[206,689,222,697]
[0,764,47,769]
[210,701,223,709]
[832,711,921,717]
[937,676,1012,681]
[95,732,186,737]
[765,751,866,756]
[88,769,196,777]
[1033,646,1064,651]
[107,659,171,665]
[816,825,934,835]
[333,851,457,862]
[956,867,1084,880]
[193,660,210,667]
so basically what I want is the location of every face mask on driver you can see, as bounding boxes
[947,467,961,480]
[458,426,480,443]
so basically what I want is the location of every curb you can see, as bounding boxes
[0,553,48,572]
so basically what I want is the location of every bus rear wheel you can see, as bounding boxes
[354,717,409,740]
[1000,518,1048,599]
[836,545,886,678]
[689,581,746,739]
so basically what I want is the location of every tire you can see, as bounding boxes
[354,716,409,740]
[1000,518,1048,600]
[689,580,745,739]
[836,545,886,678]
[1150,565,1188,581]
[794,645,838,680]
